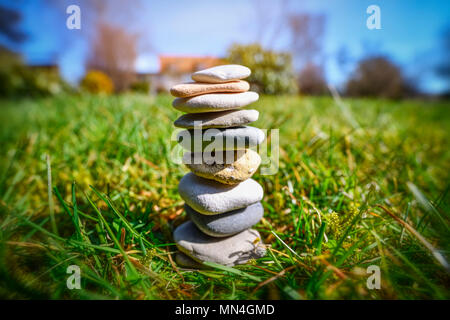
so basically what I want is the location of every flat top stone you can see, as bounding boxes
[186,202,264,237]
[183,149,261,185]
[174,109,259,129]
[177,126,266,151]
[174,221,266,266]
[192,64,251,83]
[173,92,259,113]
[170,81,249,98]
[178,172,263,215]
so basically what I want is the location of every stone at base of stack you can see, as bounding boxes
[174,221,265,267]
[170,64,266,267]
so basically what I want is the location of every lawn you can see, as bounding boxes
[0,93,449,299]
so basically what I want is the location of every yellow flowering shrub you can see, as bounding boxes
[80,70,114,94]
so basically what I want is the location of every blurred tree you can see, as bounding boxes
[251,0,288,48]
[287,13,326,68]
[345,56,414,99]
[0,6,68,98]
[226,43,297,95]
[0,5,26,97]
[86,23,137,92]
[80,70,114,94]
[250,2,328,95]
[44,0,149,92]
[0,5,26,43]
[285,13,328,95]
[0,46,26,97]
[297,63,328,95]
[0,46,70,97]
[435,26,450,96]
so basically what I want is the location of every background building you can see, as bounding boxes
[137,55,223,93]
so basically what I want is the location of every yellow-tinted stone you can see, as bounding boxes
[183,149,261,185]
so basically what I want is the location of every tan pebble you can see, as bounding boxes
[183,149,261,185]
[170,80,249,98]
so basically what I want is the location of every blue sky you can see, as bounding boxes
[2,0,449,93]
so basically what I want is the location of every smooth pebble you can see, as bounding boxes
[191,64,251,83]
[178,172,263,215]
[183,149,261,184]
[177,126,265,151]
[186,202,264,237]
[174,109,259,129]
[173,92,259,113]
[174,221,266,266]
[170,80,249,98]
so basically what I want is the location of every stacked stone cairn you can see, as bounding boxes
[170,65,267,267]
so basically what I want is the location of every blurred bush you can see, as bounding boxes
[80,70,114,94]
[0,46,70,97]
[345,56,415,99]
[226,43,298,95]
[86,23,137,92]
[130,80,150,93]
[297,63,329,96]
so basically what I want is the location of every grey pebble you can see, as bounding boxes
[178,172,263,215]
[177,126,265,151]
[174,109,259,129]
[186,202,264,237]
[174,221,266,266]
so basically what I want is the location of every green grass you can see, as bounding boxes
[0,93,449,299]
